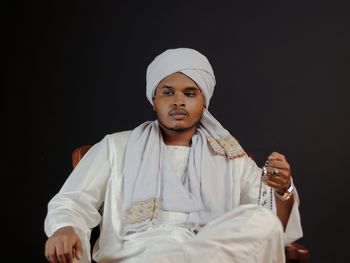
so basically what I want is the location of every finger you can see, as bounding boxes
[266,166,281,175]
[268,152,286,162]
[267,160,290,170]
[46,251,58,263]
[266,174,285,186]
[265,172,291,190]
[265,180,290,193]
[74,237,83,260]
[266,166,289,180]
[265,172,289,186]
[265,179,281,189]
[269,168,290,180]
[44,240,51,261]
[63,240,74,263]
[45,240,58,263]
[266,166,290,177]
[55,243,67,263]
[268,167,291,185]
[48,253,58,263]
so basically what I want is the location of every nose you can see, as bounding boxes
[172,93,185,107]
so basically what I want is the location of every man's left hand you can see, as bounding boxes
[264,152,292,194]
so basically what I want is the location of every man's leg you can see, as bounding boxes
[142,204,285,263]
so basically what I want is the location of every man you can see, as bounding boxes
[44,48,303,263]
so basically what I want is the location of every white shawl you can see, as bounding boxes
[122,48,246,235]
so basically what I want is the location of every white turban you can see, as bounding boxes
[146,48,216,108]
[145,47,245,159]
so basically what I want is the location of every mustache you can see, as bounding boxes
[169,108,188,116]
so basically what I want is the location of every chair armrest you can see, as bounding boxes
[285,241,310,261]
[72,145,92,169]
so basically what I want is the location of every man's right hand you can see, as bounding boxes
[45,226,83,263]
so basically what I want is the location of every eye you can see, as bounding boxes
[185,91,196,97]
[163,90,174,95]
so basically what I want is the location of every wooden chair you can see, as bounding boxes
[72,145,310,262]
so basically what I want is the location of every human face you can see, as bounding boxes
[153,72,205,134]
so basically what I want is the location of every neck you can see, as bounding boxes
[160,125,196,146]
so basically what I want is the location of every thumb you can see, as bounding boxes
[74,237,83,260]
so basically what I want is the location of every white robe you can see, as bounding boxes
[44,131,303,263]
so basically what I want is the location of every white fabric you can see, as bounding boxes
[122,48,248,234]
[122,120,247,235]
[166,145,190,181]
[44,131,303,263]
[134,205,285,263]
[121,121,202,235]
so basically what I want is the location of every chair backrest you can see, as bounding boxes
[72,145,92,168]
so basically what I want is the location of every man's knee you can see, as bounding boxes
[249,205,283,238]
[226,204,283,238]
[199,204,283,239]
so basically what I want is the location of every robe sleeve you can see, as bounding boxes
[44,135,114,260]
[238,155,303,244]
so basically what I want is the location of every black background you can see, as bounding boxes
[5,1,350,262]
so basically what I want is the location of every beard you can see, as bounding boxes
[156,114,201,133]
[159,121,197,132]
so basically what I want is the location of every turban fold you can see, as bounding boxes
[146,48,216,108]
